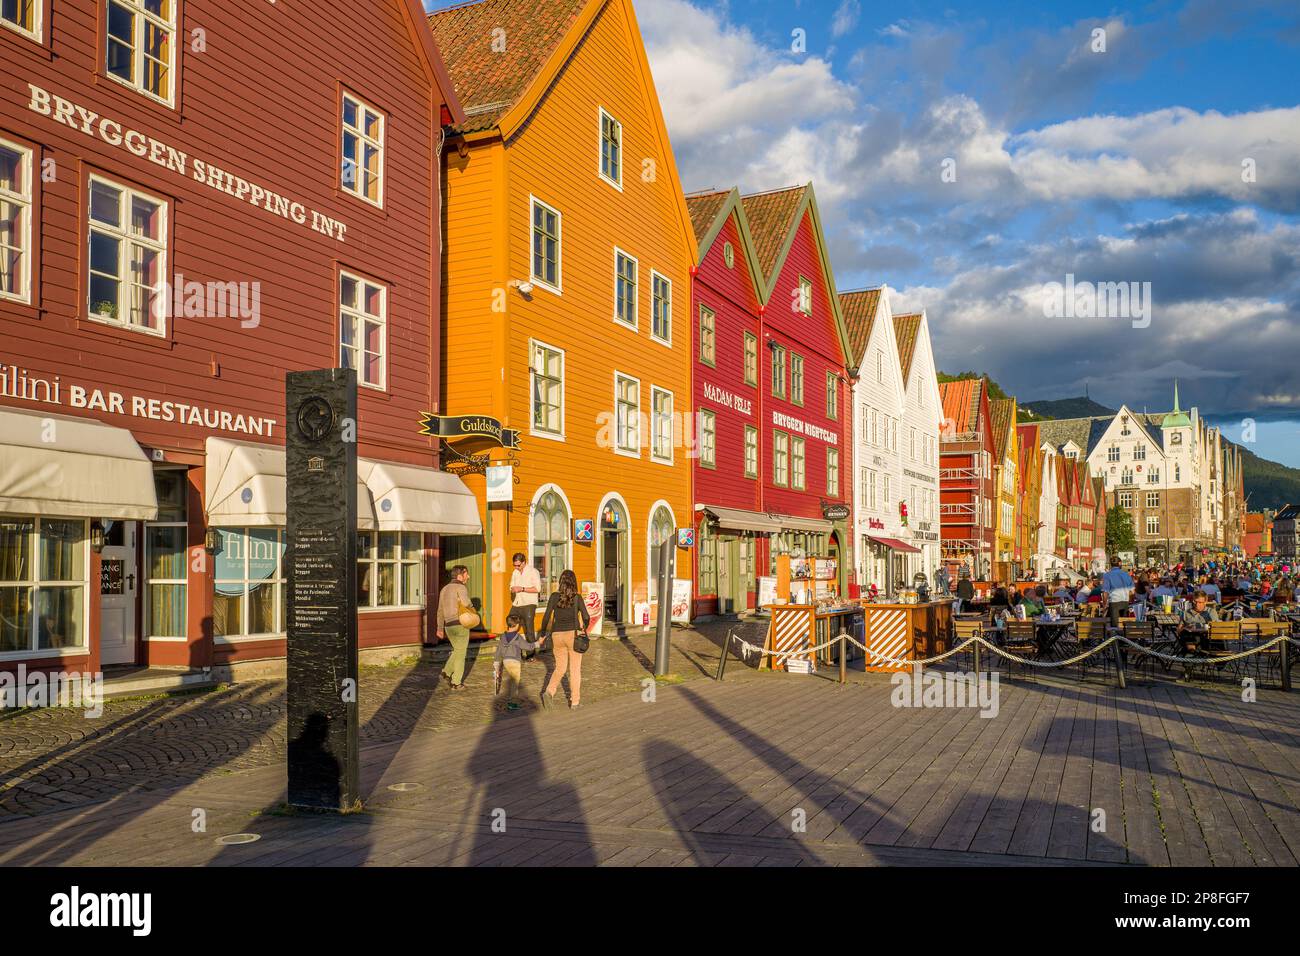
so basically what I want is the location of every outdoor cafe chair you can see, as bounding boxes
[952,616,985,671]
[1002,620,1039,676]
[1120,621,1157,678]
[1075,618,1108,679]
[1204,621,1245,680]
[1246,620,1292,685]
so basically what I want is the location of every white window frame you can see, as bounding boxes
[530,338,565,441]
[650,386,673,464]
[773,430,790,487]
[743,331,758,386]
[1146,492,1160,509]
[744,425,758,479]
[357,531,424,611]
[699,409,716,468]
[827,447,839,497]
[791,436,806,490]
[650,270,672,346]
[341,91,386,209]
[797,275,813,315]
[338,269,388,391]
[698,304,716,366]
[529,195,562,294]
[1146,515,1160,536]
[86,173,168,337]
[613,371,641,458]
[104,0,178,107]
[0,136,33,304]
[0,516,90,659]
[613,246,638,330]
[144,473,188,640]
[1,0,41,43]
[598,107,622,190]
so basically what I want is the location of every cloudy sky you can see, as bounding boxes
[632,0,1300,466]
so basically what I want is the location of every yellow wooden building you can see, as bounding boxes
[429,0,697,632]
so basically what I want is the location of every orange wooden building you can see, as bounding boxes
[429,0,696,633]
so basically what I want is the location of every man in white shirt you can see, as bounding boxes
[510,552,542,659]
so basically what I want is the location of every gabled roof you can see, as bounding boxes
[990,398,1016,461]
[939,378,984,435]
[892,312,923,388]
[428,0,587,135]
[739,183,854,372]
[840,287,882,363]
[684,186,766,302]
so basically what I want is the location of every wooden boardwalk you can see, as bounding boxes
[1,673,1299,866]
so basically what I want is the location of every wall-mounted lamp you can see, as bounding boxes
[204,528,223,555]
[507,279,534,296]
[90,521,106,553]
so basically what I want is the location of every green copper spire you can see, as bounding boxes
[1161,379,1191,428]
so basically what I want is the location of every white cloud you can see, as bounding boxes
[831,0,860,39]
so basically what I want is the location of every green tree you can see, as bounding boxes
[1106,507,1136,557]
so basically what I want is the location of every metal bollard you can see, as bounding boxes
[1113,640,1127,690]
[1281,636,1292,693]
[972,639,981,677]
[715,630,733,682]
[839,631,847,685]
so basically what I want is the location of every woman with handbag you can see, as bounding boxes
[540,569,591,710]
[435,565,478,688]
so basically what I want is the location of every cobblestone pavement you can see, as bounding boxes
[0,621,764,818]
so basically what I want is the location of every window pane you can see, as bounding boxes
[147,525,185,580]
[0,585,30,652]
[401,561,421,605]
[248,579,276,634]
[148,583,185,637]
[39,520,83,582]
[377,562,395,606]
[35,586,82,649]
[0,517,33,581]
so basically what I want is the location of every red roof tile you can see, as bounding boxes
[740,185,806,281]
[839,288,881,363]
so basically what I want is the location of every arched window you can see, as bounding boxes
[648,505,675,600]
[532,490,569,597]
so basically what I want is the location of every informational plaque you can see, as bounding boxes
[286,368,359,811]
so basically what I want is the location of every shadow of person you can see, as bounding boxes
[287,712,342,811]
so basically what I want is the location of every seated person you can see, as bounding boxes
[1199,577,1222,602]
[1177,590,1219,652]
[989,585,1010,608]
[1022,586,1047,617]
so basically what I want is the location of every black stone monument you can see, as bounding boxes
[286,368,359,810]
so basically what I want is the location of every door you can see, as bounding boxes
[442,534,485,627]
[99,520,137,666]
[717,538,733,615]
[602,529,624,623]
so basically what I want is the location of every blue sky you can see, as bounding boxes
[427,0,1300,467]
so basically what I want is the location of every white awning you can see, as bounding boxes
[699,504,782,534]
[358,458,482,535]
[0,407,158,520]
[771,513,834,533]
[204,437,376,528]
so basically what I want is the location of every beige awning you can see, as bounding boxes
[771,513,834,533]
[358,458,482,534]
[204,437,376,528]
[0,407,158,520]
[700,505,782,535]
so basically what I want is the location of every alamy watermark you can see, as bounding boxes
[890,669,999,718]
[0,665,103,718]
[1042,274,1151,329]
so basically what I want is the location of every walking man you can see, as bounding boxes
[1101,556,1135,632]
[510,552,542,660]
[436,565,473,688]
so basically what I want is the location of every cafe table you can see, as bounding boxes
[1032,618,1073,659]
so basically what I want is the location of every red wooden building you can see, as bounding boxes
[686,183,854,614]
[0,0,468,685]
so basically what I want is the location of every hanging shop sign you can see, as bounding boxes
[868,518,885,530]
[677,527,696,548]
[573,519,594,542]
[485,465,513,503]
[418,413,521,449]
[821,502,851,521]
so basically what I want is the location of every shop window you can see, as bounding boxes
[699,409,716,468]
[145,469,186,638]
[648,506,674,600]
[0,518,86,654]
[651,387,673,463]
[341,92,385,207]
[599,108,622,187]
[105,0,177,105]
[213,528,285,638]
[531,490,569,598]
[530,340,564,437]
[87,175,167,335]
[698,306,715,367]
[339,270,387,390]
[651,271,671,345]
[0,138,32,304]
[530,197,561,292]
[614,248,637,329]
[614,372,640,454]
[2,0,41,39]
[357,531,423,609]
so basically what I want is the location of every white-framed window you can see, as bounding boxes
[791,436,805,490]
[651,271,671,344]
[910,427,917,460]
[1134,444,1146,461]
[1146,515,1160,536]
[614,371,640,455]
[743,331,757,385]
[341,92,385,207]
[530,196,561,292]
[1146,491,1160,508]
[790,353,804,405]
[744,425,758,478]
[530,339,564,438]
[532,489,569,598]
[859,467,869,509]
[213,528,285,638]
[699,305,715,366]
[648,505,674,601]
[773,430,789,487]
[772,344,786,398]
[797,275,812,315]
[599,107,622,188]
[1119,491,1133,509]
[0,137,33,304]
[0,517,88,655]
[1,0,41,40]
[883,474,891,505]
[826,373,838,420]
[339,270,387,390]
[145,468,187,638]
[1108,446,1120,462]
[651,386,673,463]
[87,175,167,335]
[827,447,839,496]
[614,248,637,329]
[357,531,423,609]
[699,409,716,468]
[868,469,877,509]
[876,350,883,384]
[1148,468,1160,484]
[105,0,178,106]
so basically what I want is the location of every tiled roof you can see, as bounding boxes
[839,288,882,363]
[892,312,922,386]
[428,0,589,135]
[684,190,729,244]
[740,185,807,281]
[990,398,1016,460]
[939,378,983,435]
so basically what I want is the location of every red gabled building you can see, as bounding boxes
[938,378,996,579]
[687,183,854,613]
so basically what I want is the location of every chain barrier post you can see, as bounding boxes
[839,631,847,685]
[714,629,732,682]
[1280,635,1291,693]
[972,638,981,677]
[1113,637,1127,690]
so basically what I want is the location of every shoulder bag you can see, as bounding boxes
[573,601,591,654]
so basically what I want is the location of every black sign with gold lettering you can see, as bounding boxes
[418,412,521,449]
